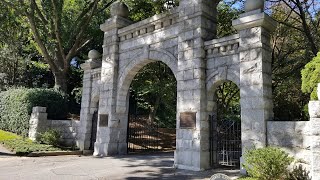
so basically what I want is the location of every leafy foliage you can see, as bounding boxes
[216,81,240,121]
[301,52,320,100]
[0,88,68,136]
[0,130,61,156]
[270,3,317,120]
[0,0,114,92]
[243,147,294,180]
[286,164,311,180]
[123,0,179,22]
[130,62,177,128]
[37,129,61,146]
[217,2,242,38]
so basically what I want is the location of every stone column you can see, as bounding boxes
[308,87,320,179]
[175,0,218,171]
[29,107,48,141]
[94,1,132,156]
[78,53,102,150]
[232,7,277,150]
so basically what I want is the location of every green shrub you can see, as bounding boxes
[286,164,311,180]
[0,88,68,136]
[0,130,62,156]
[243,147,294,180]
[301,52,320,100]
[37,129,61,146]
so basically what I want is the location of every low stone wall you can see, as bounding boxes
[29,107,80,147]
[267,121,313,170]
[267,105,320,179]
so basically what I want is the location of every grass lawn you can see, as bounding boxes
[0,130,62,155]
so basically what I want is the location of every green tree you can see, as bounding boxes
[0,0,115,92]
[301,52,320,100]
[217,2,242,38]
[215,81,240,121]
[269,1,319,120]
[123,0,179,22]
[130,62,177,128]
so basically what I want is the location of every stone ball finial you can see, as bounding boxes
[245,0,265,12]
[110,1,129,18]
[88,49,101,59]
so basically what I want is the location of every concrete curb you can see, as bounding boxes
[27,150,83,157]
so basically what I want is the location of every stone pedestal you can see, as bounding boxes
[29,107,48,141]
[233,12,277,150]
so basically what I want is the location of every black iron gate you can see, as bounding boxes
[127,115,176,153]
[127,115,161,153]
[210,115,241,167]
[89,110,98,150]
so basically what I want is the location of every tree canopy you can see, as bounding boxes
[0,0,115,92]
[0,0,319,121]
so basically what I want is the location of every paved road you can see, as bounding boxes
[0,152,240,180]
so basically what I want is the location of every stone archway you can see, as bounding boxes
[116,48,178,114]
[207,79,241,167]
[79,0,277,172]
[114,48,178,154]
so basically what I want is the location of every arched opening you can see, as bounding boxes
[126,61,177,153]
[209,80,241,168]
[89,100,99,151]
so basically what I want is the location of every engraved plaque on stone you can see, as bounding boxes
[180,112,196,129]
[99,114,109,127]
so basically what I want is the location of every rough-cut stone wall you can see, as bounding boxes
[267,119,320,180]
[78,60,101,150]
[205,34,241,108]
[92,4,182,157]
[174,0,219,171]
[233,11,276,151]
[267,96,320,180]
[29,107,80,147]
[268,121,313,169]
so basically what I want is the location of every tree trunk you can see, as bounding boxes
[149,96,161,123]
[53,70,68,93]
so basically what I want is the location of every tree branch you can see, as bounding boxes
[30,0,48,24]
[50,0,66,61]
[26,6,58,72]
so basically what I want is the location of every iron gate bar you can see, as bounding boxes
[210,116,241,167]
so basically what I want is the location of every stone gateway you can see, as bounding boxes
[76,0,320,178]
[79,0,275,171]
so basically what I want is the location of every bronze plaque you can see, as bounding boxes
[99,114,108,127]
[180,112,196,129]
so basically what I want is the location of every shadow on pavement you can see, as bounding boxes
[0,152,16,157]
[109,152,240,180]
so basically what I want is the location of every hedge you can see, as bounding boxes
[0,88,68,136]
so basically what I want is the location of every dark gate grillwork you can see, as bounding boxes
[127,115,176,153]
[89,110,98,150]
[210,115,241,167]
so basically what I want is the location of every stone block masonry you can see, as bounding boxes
[76,0,320,177]
[29,107,80,147]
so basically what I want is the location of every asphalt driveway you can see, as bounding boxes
[0,151,240,180]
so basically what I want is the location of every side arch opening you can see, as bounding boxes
[208,80,241,168]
